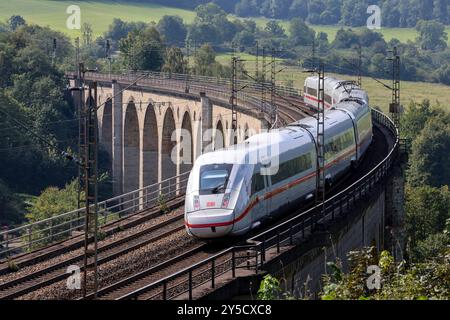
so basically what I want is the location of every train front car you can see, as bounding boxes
[184,149,253,239]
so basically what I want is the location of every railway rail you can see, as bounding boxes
[0,111,394,300]
[0,72,399,300]
[112,109,399,300]
[0,210,188,299]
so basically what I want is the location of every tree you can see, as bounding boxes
[25,180,79,247]
[7,15,25,31]
[340,0,369,27]
[193,44,230,77]
[400,100,439,141]
[81,23,93,47]
[264,20,286,38]
[162,47,187,74]
[289,0,308,20]
[416,19,448,51]
[235,0,257,17]
[332,28,360,49]
[195,2,226,24]
[233,30,256,50]
[194,43,216,75]
[119,26,165,71]
[104,18,147,43]
[157,15,187,46]
[289,18,315,46]
[405,185,450,259]
[407,115,450,188]
[321,247,450,300]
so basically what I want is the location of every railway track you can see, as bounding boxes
[91,126,389,301]
[1,74,385,300]
[0,124,388,300]
[0,196,186,275]
[83,244,212,300]
[0,211,187,300]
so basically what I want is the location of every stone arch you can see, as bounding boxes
[142,104,159,187]
[100,98,113,173]
[214,120,225,150]
[123,101,140,193]
[161,108,177,181]
[180,111,193,174]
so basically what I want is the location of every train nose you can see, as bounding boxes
[185,209,234,238]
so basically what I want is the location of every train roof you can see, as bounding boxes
[334,99,370,120]
[288,108,351,138]
[305,76,357,89]
[195,127,314,166]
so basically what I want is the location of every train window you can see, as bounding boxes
[251,173,265,195]
[199,164,233,194]
[357,112,372,141]
[307,87,317,97]
[325,129,355,161]
[325,94,332,105]
[271,153,313,185]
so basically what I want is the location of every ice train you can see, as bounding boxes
[184,77,373,238]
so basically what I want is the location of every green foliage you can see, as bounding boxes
[7,15,25,31]
[400,100,441,141]
[416,19,448,51]
[26,180,79,223]
[162,47,187,74]
[157,15,187,46]
[7,258,19,272]
[321,248,450,300]
[104,18,147,43]
[264,20,286,38]
[0,179,25,225]
[25,179,80,248]
[406,115,450,188]
[257,274,283,300]
[119,26,165,71]
[289,18,315,46]
[157,193,169,214]
[405,185,450,255]
[193,44,230,77]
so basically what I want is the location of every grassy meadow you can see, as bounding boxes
[2,0,450,45]
[0,0,196,38]
[2,0,449,112]
[217,52,450,113]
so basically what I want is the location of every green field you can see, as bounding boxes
[0,0,196,38]
[249,16,450,45]
[217,52,450,113]
[2,0,450,111]
[2,0,450,45]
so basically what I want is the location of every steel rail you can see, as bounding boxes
[116,109,399,300]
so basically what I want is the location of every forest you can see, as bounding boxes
[109,0,450,27]
[0,5,449,298]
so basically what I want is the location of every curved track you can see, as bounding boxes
[0,74,393,300]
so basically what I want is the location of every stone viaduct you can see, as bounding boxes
[68,72,275,196]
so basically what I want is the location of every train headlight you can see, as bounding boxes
[221,193,231,209]
[193,195,200,211]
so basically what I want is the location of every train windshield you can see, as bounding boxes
[199,164,233,194]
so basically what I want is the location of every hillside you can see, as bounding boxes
[2,0,450,45]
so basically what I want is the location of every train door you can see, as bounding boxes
[263,168,272,218]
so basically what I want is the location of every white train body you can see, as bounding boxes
[304,76,369,109]
[184,77,373,239]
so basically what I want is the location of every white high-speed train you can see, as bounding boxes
[184,77,373,238]
[304,76,369,109]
